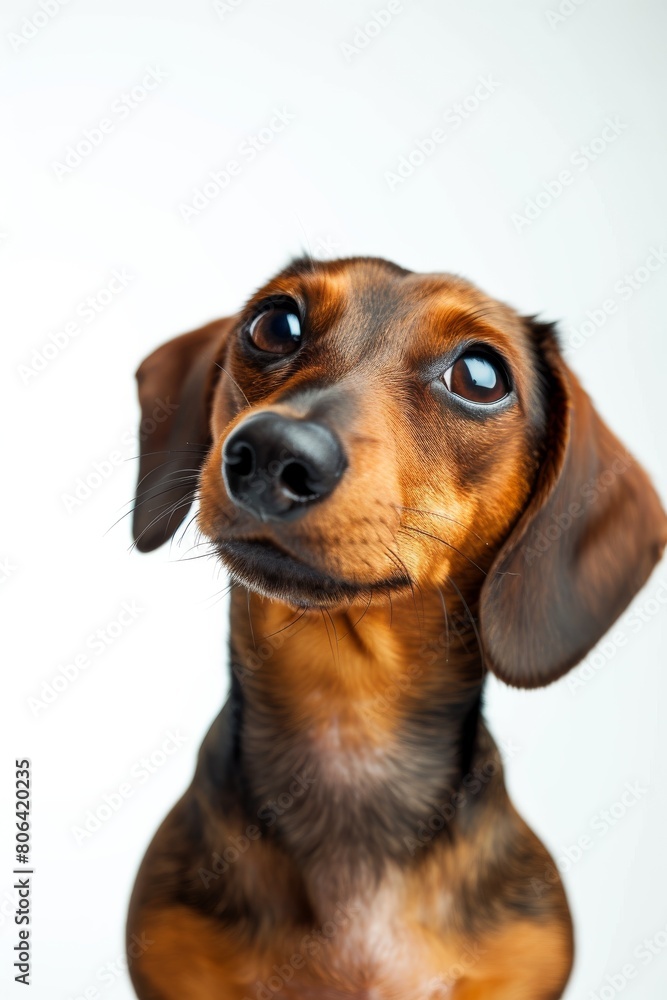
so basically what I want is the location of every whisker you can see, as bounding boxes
[132,464,203,494]
[437,586,451,665]
[106,483,200,537]
[133,470,203,493]
[128,491,199,552]
[447,575,486,680]
[171,550,217,564]
[324,609,340,653]
[320,609,338,668]
[204,582,235,610]
[382,544,423,634]
[338,588,373,641]
[382,545,407,581]
[123,447,208,464]
[171,507,203,553]
[261,606,309,640]
[170,530,216,563]
[395,505,489,547]
[401,524,487,577]
[178,538,217,555]
[215,362,251,408]
[247,589,256,649]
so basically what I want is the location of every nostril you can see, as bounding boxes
[280,460,319,500]
[222,413,345,519]
[226,442,255,478]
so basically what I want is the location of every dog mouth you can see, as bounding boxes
[216,537,410,608]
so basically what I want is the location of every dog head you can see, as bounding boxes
[132,257,666,687]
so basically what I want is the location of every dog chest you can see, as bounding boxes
[270,879,460,1000]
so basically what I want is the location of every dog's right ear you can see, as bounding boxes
[480,320,667,688]
[132,317,234,552]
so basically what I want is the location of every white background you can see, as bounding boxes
[2,0,666,997]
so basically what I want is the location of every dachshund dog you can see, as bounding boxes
[126,257,666,999]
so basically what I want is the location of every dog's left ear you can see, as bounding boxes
[132,317,234,552]
[480,321,667,688]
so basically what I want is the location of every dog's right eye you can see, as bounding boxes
[442,350,510,404]
[247,306,302,355]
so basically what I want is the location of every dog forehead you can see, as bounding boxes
[286,256,481,312]
[280,258,524,359]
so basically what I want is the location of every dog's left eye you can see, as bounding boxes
[248,306,302,355]
[442,351,509,404]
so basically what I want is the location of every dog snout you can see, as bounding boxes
[222,411,347,521]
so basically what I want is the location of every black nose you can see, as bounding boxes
[222,412,346,521]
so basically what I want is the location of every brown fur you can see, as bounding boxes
[127,257,666,998]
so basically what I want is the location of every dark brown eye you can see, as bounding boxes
[248,306,302,355]
[442,351,510,404]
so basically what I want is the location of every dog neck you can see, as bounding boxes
[227,584,491,887]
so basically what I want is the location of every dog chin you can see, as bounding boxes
[216,537,408,609]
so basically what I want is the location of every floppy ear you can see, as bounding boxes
[132,318,233,552]
[480,321,667,688]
